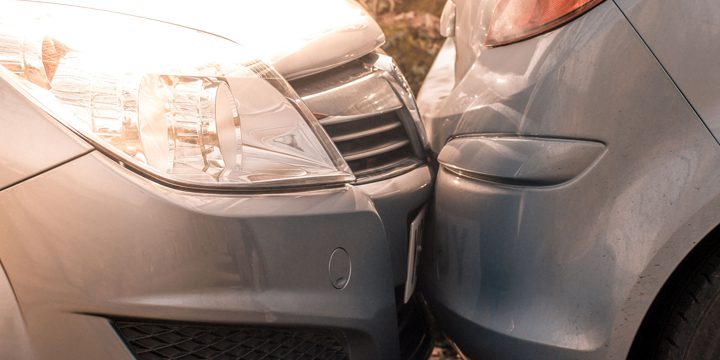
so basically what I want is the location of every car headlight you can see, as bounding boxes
[0,2,354,190]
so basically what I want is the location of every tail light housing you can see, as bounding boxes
[488,0,605,46]
[444,0,605,47]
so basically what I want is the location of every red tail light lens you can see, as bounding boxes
[486,0,605,47]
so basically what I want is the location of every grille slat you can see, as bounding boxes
[330,121,403,142]
[321,111,403,143]
[318,104,403,126]
[320,110,422,176]
[344,139,410,161]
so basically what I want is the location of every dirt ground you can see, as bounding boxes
[357,0,446,93]
[430,345,464,360]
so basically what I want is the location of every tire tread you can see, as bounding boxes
[656,248,720,359]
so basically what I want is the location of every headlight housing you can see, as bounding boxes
[0,2,354,190]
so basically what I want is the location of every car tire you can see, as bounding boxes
[655,244,720,359]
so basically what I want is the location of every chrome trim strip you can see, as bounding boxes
[318,107,402,126]
[330,121,403,142]
[344,139,411,161]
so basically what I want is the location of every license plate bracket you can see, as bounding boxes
[404,205,427,303]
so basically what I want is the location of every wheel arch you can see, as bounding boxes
[626,203,720,358]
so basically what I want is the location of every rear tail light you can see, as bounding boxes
[447,0,605,47]
[488,0,604,46]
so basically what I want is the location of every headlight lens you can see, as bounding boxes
[0,2,353,190]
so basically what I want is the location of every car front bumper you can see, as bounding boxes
[0,150,432,359]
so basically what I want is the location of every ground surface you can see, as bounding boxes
[429,339,465,360]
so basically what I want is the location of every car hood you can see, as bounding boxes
[31,0,385,80]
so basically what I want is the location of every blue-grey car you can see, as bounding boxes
[418,0,720,359]
[0,1,433,359]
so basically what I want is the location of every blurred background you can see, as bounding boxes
[358,1,463,359]
[357,0,446,93]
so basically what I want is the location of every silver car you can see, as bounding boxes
[419,0,720,359]
[0,1,433,359]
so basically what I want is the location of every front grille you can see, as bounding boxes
[292,54,425,182]
[319,110,421,178]
[113,319,348,360]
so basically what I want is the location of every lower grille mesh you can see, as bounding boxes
[113,320,348,360]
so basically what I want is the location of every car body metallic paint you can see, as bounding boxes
[0,150,434,359]
[614,0,720,142]
[0,69,92,191]
[419,1,720,359]
[30,0,385,80]
[359,166,433,286]
[0,262,33,359]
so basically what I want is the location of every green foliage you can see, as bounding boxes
[359,0,446,93]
